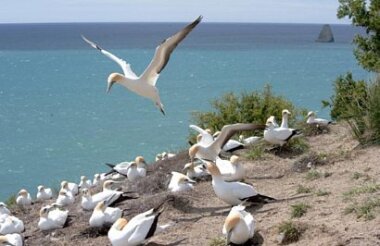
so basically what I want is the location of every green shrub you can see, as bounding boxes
[278,221,302,244]
[191,85,305,137]
[324,73,380,145]
[5,195,17,208]
[291,203,310,218]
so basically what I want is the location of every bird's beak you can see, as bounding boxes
[106,81,116,93]
[187,179,196,184]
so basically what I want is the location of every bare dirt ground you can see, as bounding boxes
[6,123,380,246]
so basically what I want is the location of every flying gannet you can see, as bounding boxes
[15,190,32,207]
[306,111,334,126]
[108,199,173,246]
[223,204,255,245]
[189,123,265,162]
[205,162,275,206]
[36,185,53,201]
[0,233,23,246]
[82,16,202,115]
[89,200,122,228]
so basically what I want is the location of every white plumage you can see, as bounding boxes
[223,205,255,245]
[36,185,53,201]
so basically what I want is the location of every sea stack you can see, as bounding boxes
[316,24,334,43]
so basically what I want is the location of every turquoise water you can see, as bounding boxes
[0,23,369,200]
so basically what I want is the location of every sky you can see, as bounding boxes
[0,0,350,24]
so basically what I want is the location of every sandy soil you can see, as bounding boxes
[6,123,380,246]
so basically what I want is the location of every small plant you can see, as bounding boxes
[287,137,309,155]
[209,237,226,246]
[352,172,364,180]
[5,195,17,208]
[245,144,265,160]
[344,198,380,220]
[291,203,310,218]
[305,169,321,180]
[296,185,312,194]
[315,189,331,196]
[278,221,302,244]
[343,183,380,198]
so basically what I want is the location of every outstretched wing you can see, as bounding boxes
[189,124,214,145]
[141,15,202,86]
[81,35,138,79]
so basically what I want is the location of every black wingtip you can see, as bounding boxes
[105,163,115,168]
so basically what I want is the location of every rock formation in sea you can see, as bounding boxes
[316,24,334,43]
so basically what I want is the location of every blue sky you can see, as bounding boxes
[1,0,349,24]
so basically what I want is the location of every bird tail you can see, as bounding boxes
[240,193,276,205]
[285,129,302,141]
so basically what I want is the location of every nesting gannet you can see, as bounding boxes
[0,216,24,234]
[89,201,122,228]
[183,162,209,180]
[38,205,68,231]
[268,115,279,128]
[60,181,79,196]
[93,174,102,187]
[56,190,75,206]
[82,16,202,115]
[239,135,262,146]
[280,109,291,128]
[0,234,23,246]
[168,172,196,193]
[36,185,53,201]
[223,204,255,245]
[215,155,245,182]
[205,162,275,206]
[189,123,265,162]
[264,117,301,146]
[108,199,172,246]
[15,190,32,207]
[79,176,93,190]
[0,203,10,216]
[81,181,136,211]
[306,111,333,126]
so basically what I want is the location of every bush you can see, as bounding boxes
[191,84,305,137]
[324,73,380,145]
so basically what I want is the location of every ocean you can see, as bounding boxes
[0,23,369,200]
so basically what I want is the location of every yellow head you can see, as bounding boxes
[107,73,124,93]
[135,156,147,167]
[282,109,291,116]
[114,218,128,231]
[188,145,200,162]
[205,162,221,176]
[18,189,28,197]
[224,212,241,242]
[230,155,240,165]
[94,201,106,212]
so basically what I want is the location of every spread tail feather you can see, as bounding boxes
[240,193,276,204]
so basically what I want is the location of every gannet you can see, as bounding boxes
[223,204,255,245]
[81,181,136,211]
[0,216,24,234]
[0,203,10,216]
[108,199,172,246]
[89,201,122,228]
[239,135,262,146]
[82,16,202,115]
[213,131,244,152]
[168,172,196,193]
[15,190,32,207]
[268,115,279,128]
[56,190,75,206]
[60,181,79,196]
[93,174,102,187]
[280,109,291,128]
[205,162,275,205]
[189,123,265,162]
[105,161,132,177]
[183,162,209,180]
[36,185,53,201]
[38,205,68,231]
[215,155,245,182]
[264,117,301,146]
[79,176,93,190]
[0,234,23,246]
[306,111,333,126]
